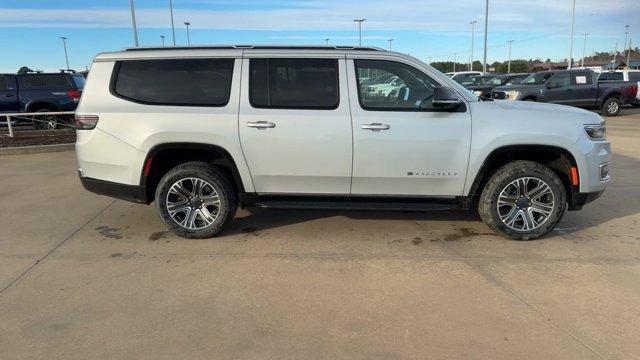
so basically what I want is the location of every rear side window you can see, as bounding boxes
[250,58,339,109]
[72,75,86,89]
[572,72,592,85]
[598,72,623,81]
[18,75,71,89]
[112,58,234,106]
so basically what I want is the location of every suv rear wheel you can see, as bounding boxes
[155,162,237,238]
[478,161,566,240]
[32,108,58,130]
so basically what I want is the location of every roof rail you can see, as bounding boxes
[123,45,385,52]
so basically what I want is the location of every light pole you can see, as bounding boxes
[469,20,477,71]
[60,36,70,70]
[184,22,191,45]
[580,33,589,68]
[325,38,330,45]
[612,40,618,63]
[353,19,366,46]
[161,35,165,46]
[627,39,633,69]
[169,0,176,45]
[568,0,576,69]
[623,25,630,60]
[387,38,393,51]
[482,0,489,73]
[129,0,139,47]
[507,40,514,73]
[453,53,457,72]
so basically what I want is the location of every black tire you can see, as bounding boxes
[32,108,57,130]
[523,98,536,102]
[478,160,567,240]
[601,97,621,117]
[155,162,237,239]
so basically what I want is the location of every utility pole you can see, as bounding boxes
[580,33,589,68]
[161,35,165,46]
[469,20,477,71]
[184,22,191,45]
[507,40,514,73]
[60,36,70,70]
[169,0,176,45]
[129,0,139,47]
[325,38,329,45]
[568,0,576,69]
[482,0,489,73]
[387,38,393,51]
[612,40,618,63]
[353,19,366,46]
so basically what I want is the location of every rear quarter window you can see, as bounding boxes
[18,75,71,89]
[628,72,640,82]
[111,58,235,106]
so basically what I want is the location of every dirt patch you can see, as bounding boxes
[411,237,423,245]
[95,226,124,240]
[149,231,169,242]
[442,228,495,242]
[0,128,76,148]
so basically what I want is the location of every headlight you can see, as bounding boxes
[473,90,484,96]
[503,90,520,100]
[584,124,606,140]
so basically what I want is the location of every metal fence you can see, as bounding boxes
[2,111,76,137]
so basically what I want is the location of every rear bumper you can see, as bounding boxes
[79,173,148,204]
[568,189,605,211]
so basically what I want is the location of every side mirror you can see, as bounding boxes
[432,86,463,110]
[547,81,558,89]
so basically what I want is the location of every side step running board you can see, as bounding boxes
[254,200,456,212]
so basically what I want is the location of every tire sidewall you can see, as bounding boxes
[603,98,621,117]
[480,162,567,240]
[155,164,235,238]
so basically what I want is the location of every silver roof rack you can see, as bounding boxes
[123,45,386,52]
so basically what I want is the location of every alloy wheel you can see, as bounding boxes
[165,177,221,230]
[496,177,555,231]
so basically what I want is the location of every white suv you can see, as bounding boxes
[75,45,610,240]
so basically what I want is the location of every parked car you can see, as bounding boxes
[445,71,483,84]
[598,70,640,106]
[468,73,530,98]
[0,71,85,129]
[460,74,498,88]
[491,69,637,116]
[76,45,610,240]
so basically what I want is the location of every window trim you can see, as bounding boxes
[248,58,340,110]
[109,59,235,107]
[354,59,466,113]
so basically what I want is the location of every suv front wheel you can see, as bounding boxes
[155,162,237,238]
[478,161,567,240]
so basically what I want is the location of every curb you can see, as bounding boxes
[0,143,75,156]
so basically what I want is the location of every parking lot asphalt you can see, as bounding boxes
[1,108,640,359]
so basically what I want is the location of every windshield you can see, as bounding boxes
[522,72,554,85]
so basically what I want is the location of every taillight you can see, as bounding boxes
[68,89,81,102]
[75,115,99,130]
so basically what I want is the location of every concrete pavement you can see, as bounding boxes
[1,109,639,359]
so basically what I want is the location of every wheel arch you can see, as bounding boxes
[466,144,579,209]
[25,100,58,112]
[141,142,246,204]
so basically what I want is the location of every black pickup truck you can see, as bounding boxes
[1,72,85,128]
[491,69,637,116]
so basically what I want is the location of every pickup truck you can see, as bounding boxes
[598,70,640,106]
[491,69,637,116]
[0,72,85,129]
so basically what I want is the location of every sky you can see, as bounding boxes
[0,0,638,72]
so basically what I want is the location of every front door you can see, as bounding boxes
[544,73,573,105]
[348,58,471,196]
[238,56,352,194]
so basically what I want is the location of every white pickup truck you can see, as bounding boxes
[75,45,611,240]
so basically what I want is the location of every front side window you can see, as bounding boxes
[112,58,234,106]
[249,58,339,109]
[355,59,441,111]
[522,72,554,85]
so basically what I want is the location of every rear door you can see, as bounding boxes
[238,54,352,194]
[543,73,572,105]
[0,75,19,113]
[348,57,471,196]
[570,71,597,107]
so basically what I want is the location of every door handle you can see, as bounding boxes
[361,123,390,131]
[246,121,276,129]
